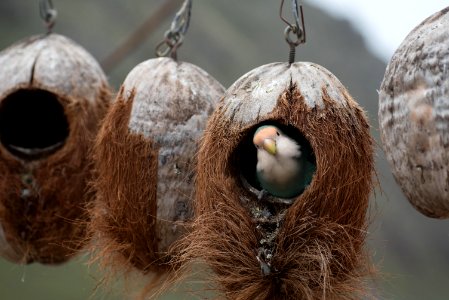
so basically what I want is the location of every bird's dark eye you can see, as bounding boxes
[276,131,280,136]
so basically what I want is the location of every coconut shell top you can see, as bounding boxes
[90,57,224,274]
[179,62,374,299]
[0,34,107,102]
[0,33,110,264]
[379,7,449,218]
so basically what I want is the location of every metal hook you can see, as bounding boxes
[39,0,57,34]
[280,0,306,64]
[155,0,192,60]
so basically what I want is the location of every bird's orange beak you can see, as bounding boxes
[263,138,277,155]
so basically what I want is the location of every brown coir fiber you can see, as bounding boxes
[174,62,375,299]
[88,89,163,274]
[0,86,110,264]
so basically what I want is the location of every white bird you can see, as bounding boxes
[253,125,314,199]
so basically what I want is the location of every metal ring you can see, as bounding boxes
[39,0,57,33]
[155,40,172,57]
[284,25,303,47]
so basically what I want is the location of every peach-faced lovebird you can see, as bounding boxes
[253,125,314,199]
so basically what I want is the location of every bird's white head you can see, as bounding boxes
[253,125,301,158]
[253,125,279,156]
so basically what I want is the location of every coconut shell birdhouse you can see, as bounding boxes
[379,7,449,219]
[178,62,375,299]
[89,57,224,276]
[0,33,111,264]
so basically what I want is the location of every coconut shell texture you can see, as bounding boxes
[176,62,375,299]
[379,7,449,218]
[0,34,110,264]
[89,57,224,275]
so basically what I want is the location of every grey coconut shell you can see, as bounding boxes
[123,57,225,253]
[379,7,449,218]
[0,33,110,263]
[0,34,106,101]
[223,61,354,123]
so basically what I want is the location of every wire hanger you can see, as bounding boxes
[280,0,306,64]
[155,0,192,60]
[39,0,57,34]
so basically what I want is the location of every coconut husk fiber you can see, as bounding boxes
[379,7,449,218]
[174,62,375,299]
[0,34,111,264]
[89,57,224,283]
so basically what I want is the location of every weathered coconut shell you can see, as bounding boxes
[379,7,449,218]
[90,57,224,275]
[0,34,111,264]
[177,62,374,299]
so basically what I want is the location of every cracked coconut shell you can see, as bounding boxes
[379,7,449,218]
[178,62,375,300]
[89,57,224,277]
[0,34,111,264]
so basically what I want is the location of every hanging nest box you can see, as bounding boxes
[89,57,224,277]
[379,7,449,218]
[177,62,375,299]
[0,34,111,264]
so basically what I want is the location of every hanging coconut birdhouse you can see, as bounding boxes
[0,33,111,264]
[89,56,224,276]
[379,7,449,219]
[178,60,375,299]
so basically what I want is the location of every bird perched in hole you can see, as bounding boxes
[253,125,315,199]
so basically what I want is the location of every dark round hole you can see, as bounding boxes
[233,121,316,197]
[0,89,69,160]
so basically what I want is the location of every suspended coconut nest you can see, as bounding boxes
[0,34,111,264]
[379,7,449,218]
[174,62,375,299]
[89,57,224,284]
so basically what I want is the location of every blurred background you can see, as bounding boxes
[0,0,448,299]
